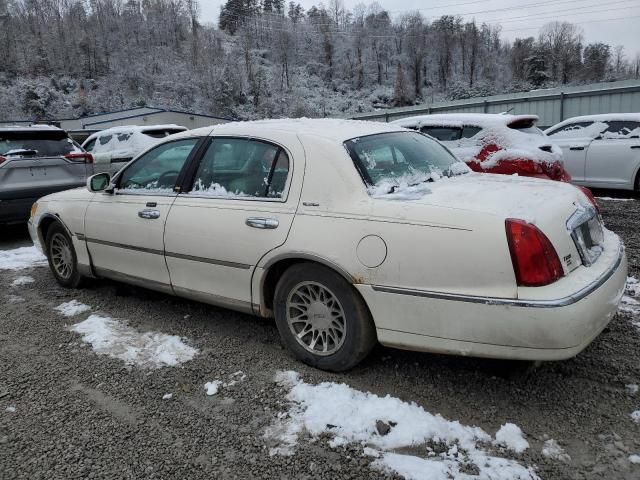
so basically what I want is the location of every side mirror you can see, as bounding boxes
[87,172,112,192]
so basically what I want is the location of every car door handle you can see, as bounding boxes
[138,209,161,219]
[246,217,279,229]
[631,145,640,149]
[569,146,585,151]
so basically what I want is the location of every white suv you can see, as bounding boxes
[82,125,187,175]
[545,114,640,191]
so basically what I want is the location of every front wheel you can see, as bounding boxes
[273,263,376,372]
[45,223,85,288]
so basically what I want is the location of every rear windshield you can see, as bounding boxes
[344,131,466,187]
[0,131,80,157]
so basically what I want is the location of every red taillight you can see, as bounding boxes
[577,186,599,213]
[0,155,6,166]
[505,219,564,287]
[65,152,93,163]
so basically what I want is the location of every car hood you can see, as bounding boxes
[370,172,587,222]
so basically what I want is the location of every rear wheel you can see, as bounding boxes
[273,263,376,372]
[45,223,85,288]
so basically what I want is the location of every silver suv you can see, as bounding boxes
[0,125,93,224]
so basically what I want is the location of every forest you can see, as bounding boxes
[0,0,638,121]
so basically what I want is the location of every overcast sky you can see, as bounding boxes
[197,0,640,56]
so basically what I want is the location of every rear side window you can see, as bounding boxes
[461,126,482,138]
[189,138,290,198]
[602,121,640,138]
[419,126,462,141]
[0,131,79,157]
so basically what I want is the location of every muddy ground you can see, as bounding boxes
[1,191,639,480]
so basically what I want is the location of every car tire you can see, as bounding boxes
[45,223,85,289]
[273,262,377,372]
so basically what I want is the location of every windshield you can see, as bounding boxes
[344,131,468,188]
[0,131,80,157]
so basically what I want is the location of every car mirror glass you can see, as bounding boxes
[87,173,111,192]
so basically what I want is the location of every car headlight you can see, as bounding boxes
[30,202,38,218]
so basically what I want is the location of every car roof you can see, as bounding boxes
[549,113,640,128]
[0,125,65,133]
[192,118,406,142]
[391,113,539,129]
[83,124,187,143]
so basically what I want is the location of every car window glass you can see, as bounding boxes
[117,132,132,142]
[546,121,595,136]
[0,131,80,157]
[118,138,198,193]
[83,139,96,152]
[99,135,113,146]
[419,126,462,141]
[189,138,290,198]
[602,121,640,138]
[461,126,482,138]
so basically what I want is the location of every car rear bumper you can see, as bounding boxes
[0,197,38,224]
[357,245,627,361]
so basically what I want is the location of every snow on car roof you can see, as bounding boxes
[205,118,405,142]
[83,124,187,142]
[391,113,539,129]
[549,113,640,128]
[0,124,64,132]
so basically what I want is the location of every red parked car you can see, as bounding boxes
[391,113,572,182]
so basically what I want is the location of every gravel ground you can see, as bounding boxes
[1,192,640,480]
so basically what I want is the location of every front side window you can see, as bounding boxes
[189,138,290,198]
[118,138,198,193]
[345,131,468,188]
[419,126,462,141]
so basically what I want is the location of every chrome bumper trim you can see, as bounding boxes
[371,244,624,309]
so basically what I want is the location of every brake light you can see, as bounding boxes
[65,152,94,163]
[505,219,564,287]
[0,155,6,166]
[577,186,599,213]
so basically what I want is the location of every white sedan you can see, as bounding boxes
[29,119,627,371]
[545,113,640,190]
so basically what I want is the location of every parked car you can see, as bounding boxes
[82,124,187,175]
[545,114,640,191]
[29,119,626,371]
[392,113,571,182]
[0,125,93,224]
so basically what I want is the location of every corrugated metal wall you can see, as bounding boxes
[351,79,640,128]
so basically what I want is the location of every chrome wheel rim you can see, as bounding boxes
[286,281,346,356]
[50,233,73,280]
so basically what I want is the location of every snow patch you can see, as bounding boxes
[620,277,640,317]
[204,371,247,396]
[11,275,35,286]
[265,371,538,479]
[0,246,47,271]
[7,294,24,303]
[596,197,636,202]
[162,393,173,400]
[626,384,639,395]
[494,423,529,453]
[5,406,16,412]
[541,439,571,463]
[631,411,640,423]
[70,315,198,368]
[55,300,91,317]
[630,454,640,464]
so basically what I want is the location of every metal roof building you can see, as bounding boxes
[351,79,640,129]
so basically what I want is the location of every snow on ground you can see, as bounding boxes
[162,393,173,400]
[626,384,639,395]
[0,246,47,270]
[541,439,571,463]
[204,371,247,396]
[7,295,25,303]
[596,197,636,202]
[11,275,35,286]
[630,455,640,464]
[5,406,16,412]
[265,371,538,480]
[70,315,198,369]
[494,423,529,453]
[55,300,91,317]
[631,411,640,424]
[619,277,640,318]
